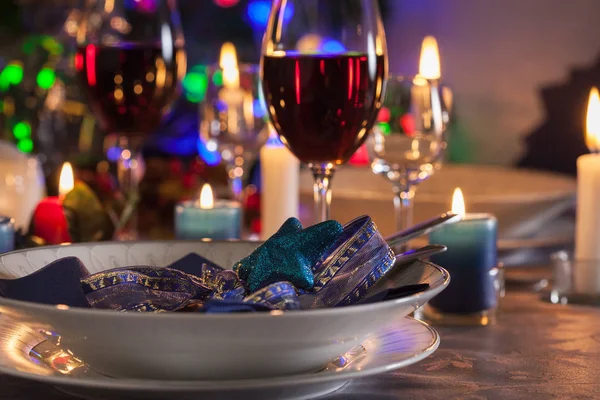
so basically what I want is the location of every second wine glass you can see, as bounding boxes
[366,75,450,251]
[200,43,269,201]
[75,0,186,240]
[260,0,387,223]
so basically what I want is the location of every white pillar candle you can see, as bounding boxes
[260,134,299,239]
[575,87,600,293]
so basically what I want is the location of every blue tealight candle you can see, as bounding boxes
[428,188,498,314]
[175,184,242,240]
[0,216,15,254]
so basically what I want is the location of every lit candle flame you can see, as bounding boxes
[219,42,240,89]
[451,187,466,217]
[419,36,441,80]
[586,87,600,153]
[59,162,75,198]
[199,183,214,209]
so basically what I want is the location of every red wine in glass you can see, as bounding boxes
[75,44,182,136]
[262,53,386,165]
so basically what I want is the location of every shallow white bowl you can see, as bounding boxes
[0,241,448,381]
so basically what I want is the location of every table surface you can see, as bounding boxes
[1,272,600,400]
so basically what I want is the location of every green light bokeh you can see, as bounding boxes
[378,122,391,136]
[212,70,223,87]
[0,64,24,91]
[13,121,31,139]
[183,71,208,103]
[17,138,34,153]
[36,68,56,90]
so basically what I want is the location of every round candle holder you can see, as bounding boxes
[541,251,600,307]
[174,200,242,241]
[0,216,15,254]
[415,264,504,326]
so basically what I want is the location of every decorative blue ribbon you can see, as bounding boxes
[0,216,404,313]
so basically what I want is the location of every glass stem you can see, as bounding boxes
[226,162,244,202]
[114,136,140,241]
[312,164,335,223]
[392,176,415,253]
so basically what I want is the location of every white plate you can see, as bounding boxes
[300,165,576,239]
[0,316,439,400]
[0,241,449,381]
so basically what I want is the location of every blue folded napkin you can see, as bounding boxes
[0,257,90,308]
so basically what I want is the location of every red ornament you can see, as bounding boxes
[182,172,196,189]
[244,191,261,211]
[377,107,391,122]
[169,159,183,175]
[191,158,206,175]
[400,114,416,136]
[74,53,83,71]
[349,144,370,166]
[32,197,71,244]
[250,218,261,234]
[213,0,239,7]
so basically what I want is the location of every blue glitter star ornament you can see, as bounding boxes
[235,218,303,282]
[233,218,343,292]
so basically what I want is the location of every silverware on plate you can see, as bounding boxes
[385,212,461,248]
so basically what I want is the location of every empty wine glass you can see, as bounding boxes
[260,0,388,223]
[200,44,269,200]
[366,74,450,251]
[75,0,186,240]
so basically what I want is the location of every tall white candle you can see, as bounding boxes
[575,87,600,293]
[260,134,299,239]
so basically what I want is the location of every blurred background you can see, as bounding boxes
[2,0,599,175]
[388,0,600,172]
[0,0,595,242]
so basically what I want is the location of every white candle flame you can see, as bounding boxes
[219,42,240,89]
[419,36,441,80]
[58,162,75,197]
[586,87,600,153]
[451,187,466,217]
[199,183,214,209]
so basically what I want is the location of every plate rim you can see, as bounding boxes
[0,317,440,392]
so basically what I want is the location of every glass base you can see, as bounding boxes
[415,304,496,326]
[543,251,600,307]
[542,290,600,307]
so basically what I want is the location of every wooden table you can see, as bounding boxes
[2,275,600,399]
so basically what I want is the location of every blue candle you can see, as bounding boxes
[0,216,14,254]
[428,188,498,314]
[175,184,242,240]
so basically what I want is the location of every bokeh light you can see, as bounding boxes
[212,70,223,87]
[213,0,239,7]
[182,68,208,103]
[13,121,31,139]
[36,68,56,90]
[378,121,391,136]
[0,62,24,91]
[321,39,346,54]
[247,0,294,29]
[197,138,221,166]
[17,138,33,153]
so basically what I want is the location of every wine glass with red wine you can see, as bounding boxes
[75,0,186,240]
[260,0,388,223]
